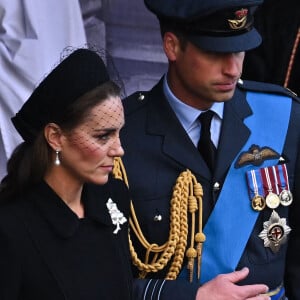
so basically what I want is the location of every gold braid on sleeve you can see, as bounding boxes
[112,157,205,282]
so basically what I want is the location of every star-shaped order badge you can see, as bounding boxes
[106,198,127,234]
[259,210,291,253]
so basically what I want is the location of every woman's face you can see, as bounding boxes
[59,96,124,185]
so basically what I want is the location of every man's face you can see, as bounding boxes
[166,35,245,110]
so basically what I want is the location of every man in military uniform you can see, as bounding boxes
[119,0,300,299]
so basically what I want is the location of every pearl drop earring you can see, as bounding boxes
[54,150,61,166]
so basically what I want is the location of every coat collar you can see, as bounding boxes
[31,181,113,238]
[145,79,253,180]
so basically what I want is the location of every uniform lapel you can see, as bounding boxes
[145,82,253,181]
[146,81,211,178]
[214,88,252,180]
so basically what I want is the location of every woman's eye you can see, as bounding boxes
[96,131,112,141]
[97,134,109,140]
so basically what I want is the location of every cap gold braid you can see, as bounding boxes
[113,157,205,282]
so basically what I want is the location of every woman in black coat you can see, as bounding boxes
[0,48,133,300]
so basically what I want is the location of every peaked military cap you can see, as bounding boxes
[144,0,263,52]
[12,48,110,142]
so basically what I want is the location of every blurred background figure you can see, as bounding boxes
[0,0,86,180]
[243,0,300,95]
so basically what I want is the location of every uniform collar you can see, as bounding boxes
[163,74,224,132]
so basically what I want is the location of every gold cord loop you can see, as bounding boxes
[113,157,205,282]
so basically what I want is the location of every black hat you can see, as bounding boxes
[144,0,263,52]
[12,48,110,142]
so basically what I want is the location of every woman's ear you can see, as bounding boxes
[163,32,180,62]
[44,123,63,151]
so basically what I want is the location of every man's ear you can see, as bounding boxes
[163,32,181,62]
[44,123,63,151]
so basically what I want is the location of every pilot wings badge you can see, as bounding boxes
[235,145,280,168]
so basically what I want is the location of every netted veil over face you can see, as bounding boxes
[11,45,125,143]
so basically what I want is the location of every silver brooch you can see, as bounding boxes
[106,198,127,234]
[258,210,291,253]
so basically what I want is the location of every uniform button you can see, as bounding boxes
[153,214,162,222]
[279,156,285,163]
[138,93,145,101]
[238,78,244,85]
[213,182,220,191]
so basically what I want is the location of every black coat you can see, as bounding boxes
[121,78,300,300]
[0,178,132,300]
[243,0,300,95]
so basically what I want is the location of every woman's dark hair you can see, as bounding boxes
[0,81,121,202]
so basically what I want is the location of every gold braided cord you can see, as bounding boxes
[284,27,300,90]
[195,182,206,279]
[166,178,189,279]
[112,157,205,282]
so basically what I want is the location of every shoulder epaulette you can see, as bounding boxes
[238,79,300,102]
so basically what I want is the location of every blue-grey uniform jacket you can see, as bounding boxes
[121,78,300,300]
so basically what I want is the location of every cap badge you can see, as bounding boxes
[228,8,248,30]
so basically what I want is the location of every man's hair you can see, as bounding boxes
[159,18,189,51]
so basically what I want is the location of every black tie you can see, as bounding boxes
[197,110,216,171]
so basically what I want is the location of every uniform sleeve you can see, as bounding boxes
[284,152,300,298]
[285,192,300,298]
[283,101,300,299]
[133,278,199,300]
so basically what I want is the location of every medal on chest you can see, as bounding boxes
[246,164,292,253]
[258,210,291,253]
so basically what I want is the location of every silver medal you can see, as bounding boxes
[279,189,293,206]
[265,192,280,209]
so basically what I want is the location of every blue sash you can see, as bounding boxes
[180,91,292,283]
